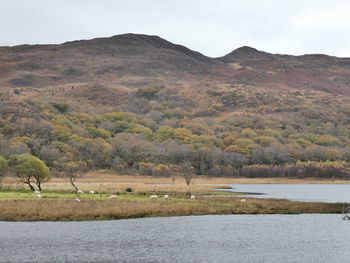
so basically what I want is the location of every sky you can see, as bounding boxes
[1,0,350,57]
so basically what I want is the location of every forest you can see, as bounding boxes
[1,81,350,185]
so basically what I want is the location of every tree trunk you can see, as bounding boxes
[70,176,78,191]
[28,183,35,191]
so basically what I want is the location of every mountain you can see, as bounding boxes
[0,34,221,88]
[2,33,350,101]
[1,33,350,177]
[219,46,350,94]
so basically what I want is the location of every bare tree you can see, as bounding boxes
[0,156,8,189]
[169,164,180,185]
[182,162,195,193]
[54,161,86,191]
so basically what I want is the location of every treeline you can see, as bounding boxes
[239,161,350,179]
[2,153,350,191]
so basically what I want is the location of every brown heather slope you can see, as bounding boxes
[1,33,350,102]
[218,46,350,94]
[0,34,223,88]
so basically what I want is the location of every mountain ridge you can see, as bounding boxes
[1,33,350,99]
[2,33,350,59]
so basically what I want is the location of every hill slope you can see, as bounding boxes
[1,34,350,178]
[218,46,350,94]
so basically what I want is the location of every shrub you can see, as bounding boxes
[315,136,341,146]
[136,86,162,99]
[50,102,69,113]
[152,164,171,177]
[86,127,111,139]
[138,162,154,176]
[253,136,278,146]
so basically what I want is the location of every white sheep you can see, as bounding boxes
[34,191,41,195]
[77,190,84,194]
[240,199,246,202]
[163,194,169,200]
[190,195,195,200]
[36,193,42,198]
[109,194,117,199]
[75,198,80,202]
[150,195,158,200]
[89,190,95,194]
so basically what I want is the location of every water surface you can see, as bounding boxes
[0,214,349,263]
[226,184,350,203]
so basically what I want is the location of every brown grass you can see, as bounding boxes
[2,172,213,192]
[0,197,344,221]
[4,171,349,193]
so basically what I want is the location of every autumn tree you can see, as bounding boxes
[48,141,87,191]
[157,126,175,141]
[9,154,51,191]
[252,144,291,165]
[160,141,192,164]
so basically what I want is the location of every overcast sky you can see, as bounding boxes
[1,0,350,57]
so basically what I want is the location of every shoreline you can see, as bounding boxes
[0,211,345,223]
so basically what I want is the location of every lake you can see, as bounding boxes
[225,184,350,203]
[0,214,349,263]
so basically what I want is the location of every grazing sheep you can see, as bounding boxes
[75,198,80,202]
[240,199,246,202]
[77,190,84,194]
[89,190,95,194]
[163,195,169,200]
[34,191,41,195]
[109,194,117,199]
[150,195,158,200]
[190,195,195,200]
[36,194,42,198]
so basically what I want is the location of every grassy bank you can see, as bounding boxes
[0,191,345,221]
[1,173,348,221]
